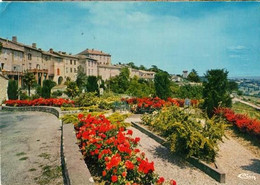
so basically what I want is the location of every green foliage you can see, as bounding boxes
[126,76,155,97]
[51,90,63,98]
[7,80,18,100]
[76,65,87,91]
[109,67,130,94]
[203,69,232,118]
[154,72,171,100]
[187,69,200,83]
[228,81,238,92]
[65,81,80,98]
[141,106,227,162]
[35,85,42,97]
[176,84,203,99]
[74,92,99,106]
[23,71,36,96]
[41,80,56,99]
[107,112,131,128]
[20,92,29,100]
[86,76,99,94]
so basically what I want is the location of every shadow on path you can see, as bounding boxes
[241,159,260,174]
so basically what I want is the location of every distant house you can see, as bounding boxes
[0,73,8,104]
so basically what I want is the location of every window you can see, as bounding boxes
[36,64,40,69]
[74,68,76,73]
[91,69,93,75]
[70,68,72,73]
[66,67,68,73]
[1,63,4,70]
[88,61,90,67]
[57,68,60,75]
[91,61,93,67]
[70,60,72,65]
[28,53,32,60]
[74,60,76,65]
[29,63,32,69]
[88,69,90,75]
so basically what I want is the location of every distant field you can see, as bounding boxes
[232,102,260,120]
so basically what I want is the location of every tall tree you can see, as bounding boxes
[7,79,18,100]
[23,72,36,97]
[187,69,200,82]
[86,76,99,94]
[41,79,56,98]
[154,71,171,100]
[202,69,232,117]
[76,65,87,91]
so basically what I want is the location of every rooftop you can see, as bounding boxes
[78,48,111,56]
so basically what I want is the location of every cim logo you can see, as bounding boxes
[237,173,256,180]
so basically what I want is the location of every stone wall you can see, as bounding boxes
[0,75,8,104]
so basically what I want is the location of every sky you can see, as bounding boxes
[0,2,259,77]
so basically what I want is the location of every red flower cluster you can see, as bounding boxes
[215,108,260,135]
[5,98,74,107]
[75,114,176,185]
[122,97,199,113]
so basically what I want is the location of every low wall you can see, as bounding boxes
[131,121,226,183]
[2,105,61,118]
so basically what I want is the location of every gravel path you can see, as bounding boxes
[0,111,63,185]
[126,115,260,185]
[216,137,260,185]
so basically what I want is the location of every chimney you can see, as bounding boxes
[32,43,37,48]
[101,51,103,53]
[49,48,53,53]
[62,52,66,54]
[12,36,17,43]
[92,48,94,51]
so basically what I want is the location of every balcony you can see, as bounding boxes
[1,70,24,76]
[28,68,48,73]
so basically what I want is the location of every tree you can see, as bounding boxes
[109,67,130,94]
[177,84,203,99]
[187,69,200,83]
[126,76,155,97]
[65,81,80,99]
[0,42,2,54]
[7,80,18,100]
[228,81,238,92]
[23,72,36,97]
[41,79,56,98]
[86,76,99,94]
[202,69,232,117]
[76,65,87,91]
[154,71,171,100]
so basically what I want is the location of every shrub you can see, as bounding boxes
[5,98,74,107]
[7,80,18,100]
[141,106,227,162]
[52,90,63,98]
[42,80,56,99]
[215,107,260,136]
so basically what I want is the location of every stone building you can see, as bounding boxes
[78,48,111,65]
[0,36,155,88]
[0,73,8,103]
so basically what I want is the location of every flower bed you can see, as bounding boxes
[75,113,176,185]
[215,108,260,136]
[122,97,199,113]
[4,98,74,107]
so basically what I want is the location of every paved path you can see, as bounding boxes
[125,115,260,185]
[233,98,260,110]
[0,111,63,185]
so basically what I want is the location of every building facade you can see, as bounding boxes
[0,36,155,88]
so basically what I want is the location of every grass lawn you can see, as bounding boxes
[232,102,260,120]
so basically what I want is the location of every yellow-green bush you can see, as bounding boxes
[141,106,227,162]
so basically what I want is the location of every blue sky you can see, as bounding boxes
[0,2,259,77]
